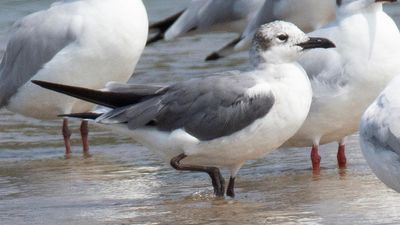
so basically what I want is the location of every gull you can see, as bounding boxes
[0,0,148,156]
[205,0,336,61]
[281,0,400,170]
[360,75,400,193]
[32,21,335,197]
[147,0,264,44]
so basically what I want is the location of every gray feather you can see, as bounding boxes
[97,97,162,129]
[0,8,76,107]
[240,0,275,39]
[99,74,275,141]
[364,94,400,157]
[105,82,167,95]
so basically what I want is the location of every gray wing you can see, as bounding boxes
[363,91,400,157]
[164,0,262,40]
[240,0,275,41]
[204,0,276,60]
[0,6,77,107]
[163,0,212,40]
[387,115,400,157]
[99,75,275,141]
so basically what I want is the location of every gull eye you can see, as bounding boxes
[277,34,289,42]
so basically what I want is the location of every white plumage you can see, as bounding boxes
[281,0,400,170]
[0,0,149,154]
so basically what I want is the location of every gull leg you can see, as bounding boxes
[226,164,242,198]
[62,118,72,156]
[170,153,225,197]
[80,120,90,156]
[337,140,347,169]
[311,144,321,171]
[226,177,236,198]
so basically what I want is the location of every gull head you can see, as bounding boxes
[250,21,335,67]
[336,0,397,14]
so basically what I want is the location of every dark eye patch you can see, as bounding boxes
[277,34,288,41]
[336,0,342,6]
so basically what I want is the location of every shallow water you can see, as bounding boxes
[1,1,400,225]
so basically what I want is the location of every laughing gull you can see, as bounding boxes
[205,0,336,61]
[147,0,264,44]
[32,21,335,197]
[0,0,148,155]
[281,0,400,170]
[360,75,400,193]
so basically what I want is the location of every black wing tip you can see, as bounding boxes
[58,112,102,120]
[147,9,185,45]
[31,79,48,86]
[205,37,242,61]
[31,80,73,89]
[146,33,164,45]
[205,52,222,61]
[148,9,184,30]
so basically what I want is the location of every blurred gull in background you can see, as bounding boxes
[205,0,336,60]
[0,0,148,156]
[147,0,264,44]
[281,0,400,171]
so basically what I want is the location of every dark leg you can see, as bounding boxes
[62,118,72,156]
[311,144,321,171]
[170,154,225,197]
[226,177,236,198]
[337,143,347,169]
[80,120,90,156]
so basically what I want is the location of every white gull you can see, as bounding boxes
[33,21,335,197]
[282,0,400,170]
[0,0,148,155]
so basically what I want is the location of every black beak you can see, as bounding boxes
[297,37,336,50]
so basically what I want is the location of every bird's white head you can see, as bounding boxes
[336,0,397,15]
[250,21,335,67]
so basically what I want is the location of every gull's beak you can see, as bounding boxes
[297,37,336,50]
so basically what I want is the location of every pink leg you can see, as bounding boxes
[311,144,321,171]
[80,120,90,155]
[62,118,72,156]
[337,143,347,169]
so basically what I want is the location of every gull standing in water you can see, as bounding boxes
[33,21,335,197]
[147,0,264,44]
[360,75,400,193]
[0,0,148,156]
[282,0,400,170]
[205,0,336,60]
